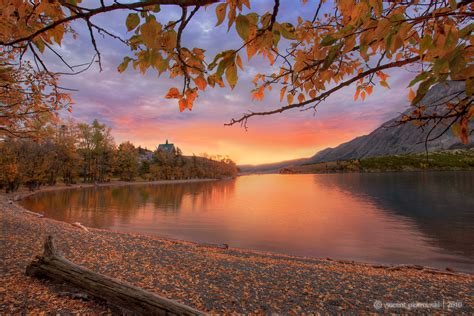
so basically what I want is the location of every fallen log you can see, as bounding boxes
[26,236,206,316]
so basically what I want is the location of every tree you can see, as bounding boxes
[0,139,20,192]
[77,119,115,183]
[116,141,139,181]
[1,0,472,142]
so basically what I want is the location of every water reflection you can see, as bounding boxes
[317,172,474,259]
[21,173,474,272]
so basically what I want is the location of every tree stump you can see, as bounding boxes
[26,236,206,315]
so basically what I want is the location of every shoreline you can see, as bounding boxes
[1,184,473,313]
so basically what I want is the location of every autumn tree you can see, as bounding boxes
[1,0,472,142]
[0,139,21,192]
[48,122,81,185]
[116,141,140,181]
[77,119,115,183]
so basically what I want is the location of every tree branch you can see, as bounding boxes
[225,56,420,127]
[1,0,220,47]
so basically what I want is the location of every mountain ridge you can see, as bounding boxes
[239,81,472,173]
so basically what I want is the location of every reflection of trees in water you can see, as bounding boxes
[21,180,236,229]
[314,172,474,258]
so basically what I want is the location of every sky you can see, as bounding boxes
[48,0,414,165]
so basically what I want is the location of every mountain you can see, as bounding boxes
[240,81,472,173]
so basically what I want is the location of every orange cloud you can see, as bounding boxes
[111,115,379,165]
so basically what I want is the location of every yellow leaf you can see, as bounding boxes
[215,3,227,26]
[225,64,238,89]
[141,18,161,48]
[287,93,294,104]
[236,14,250,41]
[380,80,390,89]
[126,13,140,32]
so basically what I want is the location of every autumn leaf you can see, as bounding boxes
[118,57,132,73]
[380,81,390,89]
[408,88,415,102]
[280,23,296,40]
[226,64,238,89]
[252,86,265,101]
[236,15,250,41]
[354,87,361,101]
[287,93,294,104]
[298,93,305,103]
[165,87,181,99]
[126,13,140,32]
[280,86,287,102]
[215,3,227,26]
[236,54,244,70]
[140,18,161,48]
[193,76,207,91]
[376,71,390,81]
[365,85,373,95]
[178,98,187,112]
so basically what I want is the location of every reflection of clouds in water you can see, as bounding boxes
[20,174,473,272]
[313,172,474,259]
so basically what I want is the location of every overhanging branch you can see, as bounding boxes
[225,56,420,127]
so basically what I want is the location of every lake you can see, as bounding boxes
[20,172,474,272]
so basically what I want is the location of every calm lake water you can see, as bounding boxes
[21,172,474,272]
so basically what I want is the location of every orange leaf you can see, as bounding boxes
[361,91,366,101]
[194,76,207,91]
[376,71,389,81]
[298,93,305,103]
[236,54,244,70]
[252,86,265,101]
[165,87,181,99]
[365,85,373,95]
[354,87,361,101]
[280,87,287,102]
[179,98,187,112]
[287,93,294,104]
[408,88,415,102]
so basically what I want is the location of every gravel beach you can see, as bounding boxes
[1,187,472,314]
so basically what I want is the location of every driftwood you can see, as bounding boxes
[26,236,206,316]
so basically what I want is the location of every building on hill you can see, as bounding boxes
[157,140,176,154]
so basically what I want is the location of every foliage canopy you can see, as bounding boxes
[0,0,473,142]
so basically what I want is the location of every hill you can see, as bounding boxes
[280,149,474,174]
[240,81,472,173]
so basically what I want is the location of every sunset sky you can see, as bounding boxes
[53,0,414,165]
